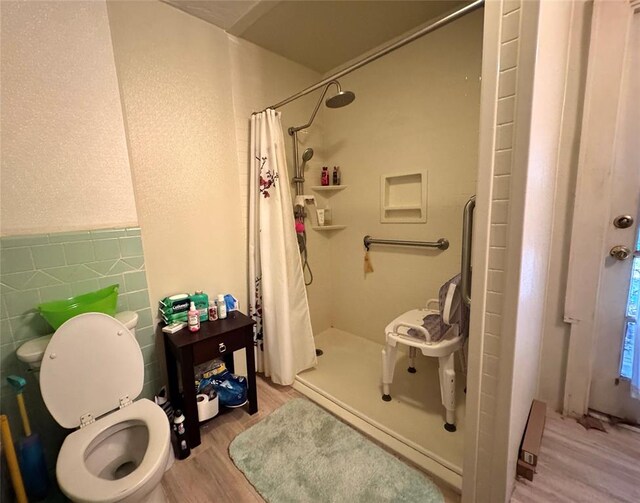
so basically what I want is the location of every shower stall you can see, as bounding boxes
[258,0,484,490]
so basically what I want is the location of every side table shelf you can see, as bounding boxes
[159,311,257,448]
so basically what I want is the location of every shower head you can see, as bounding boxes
[326,80,355,108]
[326,89,356,108]
[302,148,314,162]
[289,80,356,135]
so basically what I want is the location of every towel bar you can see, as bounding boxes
[363,235,449,251]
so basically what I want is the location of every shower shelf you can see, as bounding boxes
[383,204,423,210]
[311,185,348,193]
[312,225,346,231]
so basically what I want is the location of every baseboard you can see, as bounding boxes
[588,409,640,433]
[293,377,463,493]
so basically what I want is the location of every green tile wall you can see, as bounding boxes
[0,227,161,491]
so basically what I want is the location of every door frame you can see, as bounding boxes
[563,0,640,418]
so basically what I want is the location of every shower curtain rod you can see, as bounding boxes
[260,0,484,113]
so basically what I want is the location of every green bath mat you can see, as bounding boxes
[229,399,444,503]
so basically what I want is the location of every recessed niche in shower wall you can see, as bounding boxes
[380,171,427,223]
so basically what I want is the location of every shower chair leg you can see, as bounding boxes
[439,353,457,432]
[408,346,417,373]
[381,343,397,402]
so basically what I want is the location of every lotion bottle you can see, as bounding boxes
[188,301,200,332]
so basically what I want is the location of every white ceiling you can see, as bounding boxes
[161,1,466,73]
[162,0,263,30]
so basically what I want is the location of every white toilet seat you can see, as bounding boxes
[57,399,170,503]
[40,313,144,429]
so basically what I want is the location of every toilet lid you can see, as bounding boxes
[40,313,144,428]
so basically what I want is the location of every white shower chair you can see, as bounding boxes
[381,274,466,432]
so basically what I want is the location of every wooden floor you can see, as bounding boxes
[511,411,640,503]
[161,376,459,502]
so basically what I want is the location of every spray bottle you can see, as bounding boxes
[188,301,200,332]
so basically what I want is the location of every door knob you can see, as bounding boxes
[610,245,631,261]
[613,215,634,229]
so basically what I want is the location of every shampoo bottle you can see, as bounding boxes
[217,294,228,320]
[188,301,200,332]
[321,166,329,186]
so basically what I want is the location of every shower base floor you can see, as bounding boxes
[296,328,465,490]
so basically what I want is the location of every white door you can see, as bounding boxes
[588,4,640,421]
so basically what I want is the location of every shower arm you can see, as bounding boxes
[288,81,340,136]
[290,80,340,199]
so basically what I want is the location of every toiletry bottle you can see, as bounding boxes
[324,207,332,225]
[191,290,209,322]
[208,299,218,321]
[188,301,200,332]
[173,410,191,460]
[333,166,338,185]
[217,294,228,320]
[321,166,329,186]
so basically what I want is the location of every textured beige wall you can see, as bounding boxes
[107,1,245,315]
[319,10,483,344]
[0,0,138,236]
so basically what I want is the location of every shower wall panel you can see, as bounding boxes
[321,10,483,344]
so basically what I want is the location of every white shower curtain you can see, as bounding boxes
[248,109,317,385]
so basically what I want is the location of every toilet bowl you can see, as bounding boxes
[39,312,171,503]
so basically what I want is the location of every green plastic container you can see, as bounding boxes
[37,284,119,330]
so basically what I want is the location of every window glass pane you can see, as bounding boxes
[620,225,639,377]
[621,321,636,379]
[626,257,640,318]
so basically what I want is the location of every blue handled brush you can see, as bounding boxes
[7,375,49,500]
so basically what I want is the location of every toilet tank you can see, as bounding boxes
[15,334,53,369]
[115,310,139,337]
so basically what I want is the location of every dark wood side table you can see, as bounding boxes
[159,311,257,448]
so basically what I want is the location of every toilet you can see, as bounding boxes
[35,312,172,503]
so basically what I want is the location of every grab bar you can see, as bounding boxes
[363,235,449,251]
[461,195,475,306]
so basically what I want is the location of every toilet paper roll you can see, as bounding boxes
[196,393,219,422]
